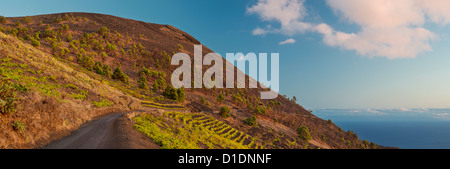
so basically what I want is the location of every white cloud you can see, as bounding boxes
[279,38,296,45]
[247,0,313,35]
[252,27,269,35]
[247,0,450,59]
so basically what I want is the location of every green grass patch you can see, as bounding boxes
[92,99,113,107]
[133,112,261,149]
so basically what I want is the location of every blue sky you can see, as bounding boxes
[2,0,450,109]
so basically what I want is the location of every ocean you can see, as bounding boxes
[313,109,450,149]
[334,121,450,149]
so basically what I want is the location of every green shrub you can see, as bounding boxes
[97,26,109,37]
[103,64,112,78]
[92,99,113,108]
[253,105,267,115]
[0,16,7,24]
[23,16,31,24]
[217,93,224,103]
[200,96,206,104]
[346,140,352,148]
[66,33,73,42]
[176,87,185,102]
[219,106,231,118]
[94,61,104,75]
[15,21,21,27]
[138,74,149,90]
[31,38,40,47]
[244,116,257,126]
[112,66,129,84]
[106,42,117,51]
[12,120,25,132]
[0,79,18,115]
[163,85,178,100]
[71,90,87,100]
[79,55,95,71]
[297,125,312,142]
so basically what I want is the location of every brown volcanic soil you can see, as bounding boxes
[1,12,383,149]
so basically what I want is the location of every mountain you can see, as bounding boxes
[0,12,380,149]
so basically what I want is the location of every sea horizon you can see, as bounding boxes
[313,108,450,149]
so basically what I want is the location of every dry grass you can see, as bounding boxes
[0,32,137,148]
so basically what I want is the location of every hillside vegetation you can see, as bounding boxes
[0,13,379,149]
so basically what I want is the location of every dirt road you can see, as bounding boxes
[43,111,159,149]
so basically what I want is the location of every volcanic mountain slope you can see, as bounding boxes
[0,13,379,149]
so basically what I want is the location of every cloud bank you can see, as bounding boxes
[247,0,450,59]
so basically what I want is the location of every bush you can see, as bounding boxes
[219,106,231,118]
[163,85,178,100]
[253,105,267,115]
[94,61,104,75]
[66,33,73,42]
[97,26,109,37]
[31,38,40,47]
[0,16,7,24]
[297,126,312,142]
[216,93,224,104]
[23,16,31,24]
[112,66,129,84]
[244,116,257,126]
[79,55,95,71]
[200,96,206,104]
[103,64,112,78]
[15,21,21,27]
[12,120,25,132]
[177,87,185,102]
[92,99,113,108]
[0,79,18,115]
[138,74,149,90]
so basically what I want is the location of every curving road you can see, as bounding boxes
[43,111,159,149]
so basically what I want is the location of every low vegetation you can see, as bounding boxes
[297,126,312,142]
[0,79,18,115]
[133,112,263,149]
[219,106,231,118]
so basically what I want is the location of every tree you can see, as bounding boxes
[216,93,225,104]
[219,106,231,118]
[297,125,312,142]
[112,66,129,84]
[292,96,297,102]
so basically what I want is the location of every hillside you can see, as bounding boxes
[0,12,379,149]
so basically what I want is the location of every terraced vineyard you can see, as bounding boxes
[141,101,186,110]
[133,112,263,149]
